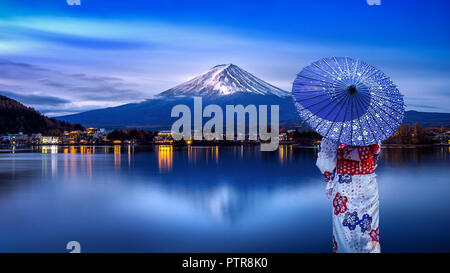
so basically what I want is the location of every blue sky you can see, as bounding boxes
[0,0,449,115]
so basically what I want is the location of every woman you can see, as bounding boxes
[316,138,381,253]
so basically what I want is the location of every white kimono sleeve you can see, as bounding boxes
[316,138,338,198]
[316,138,338,175]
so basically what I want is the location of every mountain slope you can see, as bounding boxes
[0,94,83,135]
[403,110,450,127]
[158,64,290,97]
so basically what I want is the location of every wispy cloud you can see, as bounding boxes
[0,59,147,115]
[0,25,149,50]
[0,90,70,105]
[407,104,439,110]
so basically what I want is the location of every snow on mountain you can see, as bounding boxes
[157,64,290,97]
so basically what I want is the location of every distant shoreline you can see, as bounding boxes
[382,143,446,148]
[0,143,446,154]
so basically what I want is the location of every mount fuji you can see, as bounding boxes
[158,64,290,98]
[57,64,302,129]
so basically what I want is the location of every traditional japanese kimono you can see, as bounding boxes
[316,138,381,253]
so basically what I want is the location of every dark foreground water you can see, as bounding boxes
[0,145,449,252]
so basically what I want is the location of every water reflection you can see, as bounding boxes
[382,146,448,168]
[41,145,58,176]
[114,145,121,170]
[278,145,294,165]
[64,147,69,177]
[0,145,449,252]
[127,145,134,167]
[41,145,58,154]
[158,145,173,173]
[45,145,95,178]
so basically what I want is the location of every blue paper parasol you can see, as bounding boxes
[292,57,405,146]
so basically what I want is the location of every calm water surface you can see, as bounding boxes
[0,145,449,252]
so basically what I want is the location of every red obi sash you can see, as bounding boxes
[336,144,379,175]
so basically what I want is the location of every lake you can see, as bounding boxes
[0,145,449,252]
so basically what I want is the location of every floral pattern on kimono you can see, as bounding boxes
[333,193,348,215]
[359,214,373,233]
[343,211,359,231]
[370,228,379,242]
[332,235,338,253]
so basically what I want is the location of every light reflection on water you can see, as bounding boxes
[158,145,173,173]
[0,145,449,252]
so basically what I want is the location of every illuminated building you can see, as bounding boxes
[62,128,107,144]
[154,130,174,144]
[279,132,288,141]
[4,133,29,144]
[40,136,61,144]
[86,128,98,137]
[63,130,82,144]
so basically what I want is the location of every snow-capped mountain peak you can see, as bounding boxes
[157,64,290,97]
